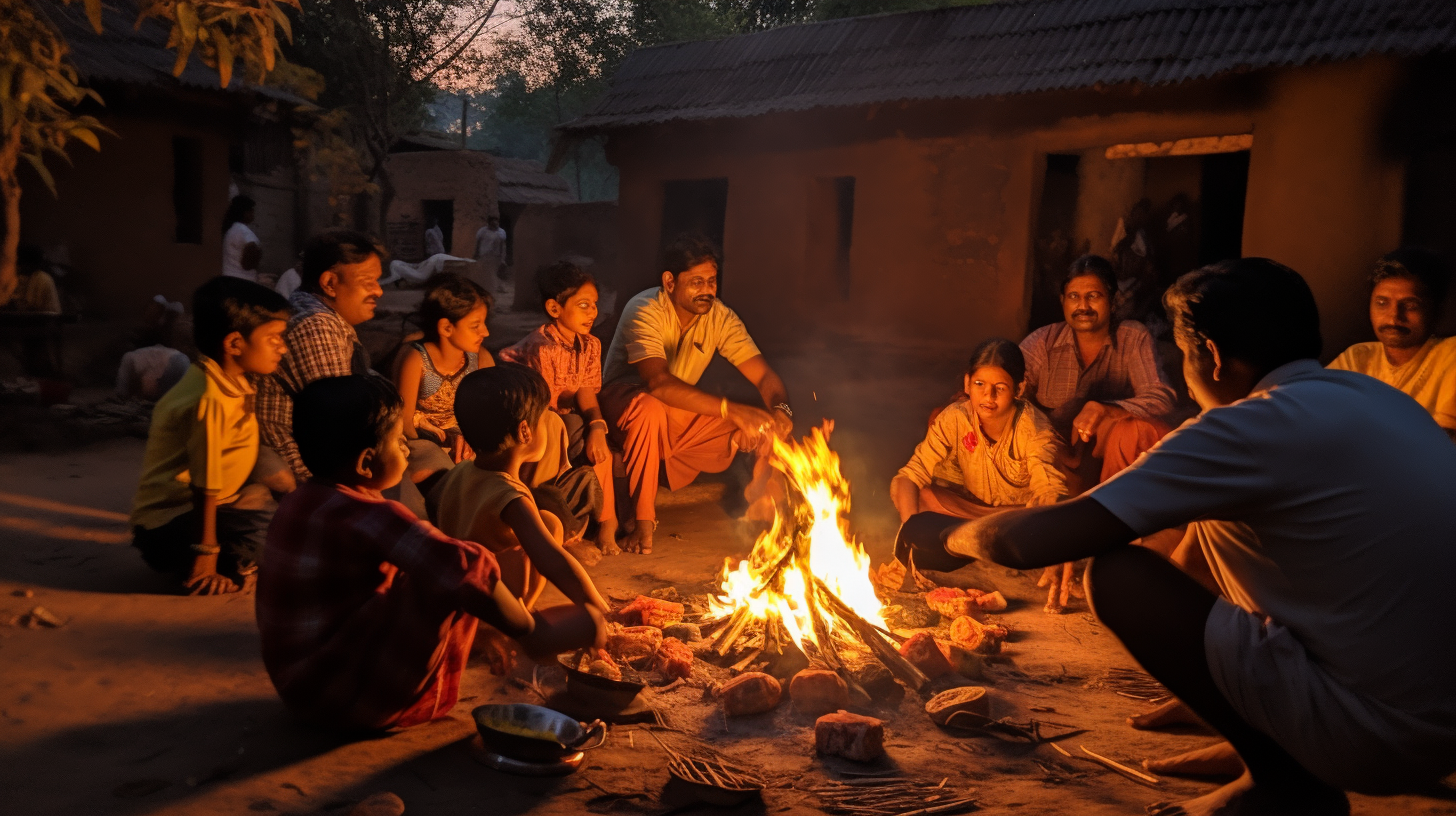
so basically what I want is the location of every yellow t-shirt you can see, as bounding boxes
[602,287,762,386]
[1328,336,1456,431]
[130,357,258,530]
[431,464,536,554]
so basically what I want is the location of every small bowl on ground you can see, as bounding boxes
[471,703,605,764]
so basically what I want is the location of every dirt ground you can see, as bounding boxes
[2,307,1454,816]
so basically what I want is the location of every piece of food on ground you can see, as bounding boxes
[924,587,975,620]
[789,669,850,717]
[973,590,1007,612]
[653,637,694,680]
[611,595,686,628]
[925,686,990,726]
[815,711,886,762]
[586,657,623,681]
[849,662,905,704]
[720,672,782,716]
[935,639,986,679]
[898,632,954,677]
[949,616,1007,655]
[607,624,664,666]
[882,603,939,629]
[662,622,702,642]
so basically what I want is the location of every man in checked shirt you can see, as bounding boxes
[255,231,453,507]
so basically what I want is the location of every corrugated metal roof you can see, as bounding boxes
[563,0,1456,131]
[44,0,309,105]
[494,157,576,204]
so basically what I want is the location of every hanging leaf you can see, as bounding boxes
[68,126,99,151]
[20,152,57,196]
[215,32,234,88]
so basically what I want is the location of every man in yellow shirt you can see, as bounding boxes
[600,234,793,554]
[1329,249,1456,440]
[131,277,288,595]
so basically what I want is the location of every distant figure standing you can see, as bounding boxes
[473,215,507,292]
[221,195,262,282]
[424,218,446,257]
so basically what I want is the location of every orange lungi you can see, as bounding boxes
[600,381,773,523]
[1061,414,1172,493]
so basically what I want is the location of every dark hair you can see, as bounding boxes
[537,260,595,309]
[454,363,550,455]
[222,195,255,235]
[419,273,492,342]
[660,233,720,279]
[1061,254,1117,297]
[16,244,46,274]
[192,276,289,361]
[1164,258,1322,375]
[967,338,1026,387]
[293,375,402,480]
[300,230,384,294]
[1370,248,1450,315]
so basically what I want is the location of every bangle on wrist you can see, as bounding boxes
[719,397,729,419]
[588,418,608,430]
[773,402,793,418]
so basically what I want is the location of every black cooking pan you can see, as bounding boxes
[472,703,606,763]
[558,654,647,711]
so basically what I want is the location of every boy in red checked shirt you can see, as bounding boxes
[256,375,603,732]
[500,261,619,554]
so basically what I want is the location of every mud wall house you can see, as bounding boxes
[384,135,499,262]
[558,0,1456,358]
[15,2,309,323]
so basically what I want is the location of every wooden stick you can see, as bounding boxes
[893,797,978,816]
[713,607,753,656]
[730,648,763,672]
[1079,745,1162,786]
[813,575,929,691]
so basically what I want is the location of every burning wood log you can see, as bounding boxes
[813,575,930,692]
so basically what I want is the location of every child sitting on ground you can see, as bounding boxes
[256,375,603,732]
[433,364,612,613]
[500,261,619,554]
[394,273,494,464]
[130,277,289,595]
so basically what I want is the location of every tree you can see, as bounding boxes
[285,0,501,237]
[0,0,299,306]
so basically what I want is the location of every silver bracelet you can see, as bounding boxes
[773,402,793,418]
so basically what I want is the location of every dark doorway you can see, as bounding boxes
[661,178,729,253]
[1198,150,1249,266]
[1029,154,1082,330]
[421,199,455,255]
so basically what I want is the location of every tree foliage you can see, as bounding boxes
[0,0,298,306]
[285,0,501,233]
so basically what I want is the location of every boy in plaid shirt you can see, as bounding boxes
[256,375,603,732]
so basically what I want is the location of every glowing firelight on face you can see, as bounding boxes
[710,423,885,650]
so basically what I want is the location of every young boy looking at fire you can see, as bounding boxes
[500,261,618,554]
[130,277,288,595]
[433,363,612,614]
[256,374,603,732]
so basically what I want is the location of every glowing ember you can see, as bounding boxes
[710,422,885,651]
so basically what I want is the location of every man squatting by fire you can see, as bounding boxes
[897,258,1456,816]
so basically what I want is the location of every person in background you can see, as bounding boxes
[937,259,1456,816]
[221,195,262,282]
[394,273,493,464]
[5,244,61,314]
[257,374,604,732]
[600,233,792,555]
[890,339,1073,611]
[130,277,288,595]
[500,260,618,555]
[473,215,507,292]
[1328,248,1456,440]
[424,217,446,258]
[1020,254,1176,602]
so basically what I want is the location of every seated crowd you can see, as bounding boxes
[125,226,1456,811]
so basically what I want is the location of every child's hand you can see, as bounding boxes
[586,426,611,466]
[475,625,519,675]
[451,433,473,464]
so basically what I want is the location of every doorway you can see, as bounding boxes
[422,199,455,256]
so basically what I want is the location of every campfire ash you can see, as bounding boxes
[702,423,930,694]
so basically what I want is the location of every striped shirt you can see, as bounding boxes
[256,482,502,731]
[1020,320,1175,437]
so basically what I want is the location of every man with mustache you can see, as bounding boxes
[257,231,454,501]
[1329,249,1456,441]
[600,234,792,555]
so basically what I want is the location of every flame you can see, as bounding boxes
[710,422,884,650]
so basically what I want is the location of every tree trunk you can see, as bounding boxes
[0,126,23,307]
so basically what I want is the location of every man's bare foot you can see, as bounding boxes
[1144,741,1244,779]
[1129,699,1211,731]
[1145,769,1348,816]
[595,519,621,556]
[622,520,654,554]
